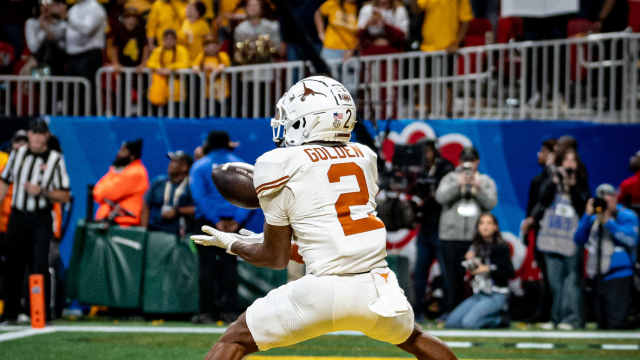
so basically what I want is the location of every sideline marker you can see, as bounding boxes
[29,274,46,328]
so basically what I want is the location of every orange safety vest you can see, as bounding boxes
[0,152,12,233]
[52,202,62,239]
[93,159,150,226]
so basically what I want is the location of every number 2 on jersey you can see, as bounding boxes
[327,162,385,236]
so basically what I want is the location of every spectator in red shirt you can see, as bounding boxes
[618,150,640,218]
[356,0,409,55]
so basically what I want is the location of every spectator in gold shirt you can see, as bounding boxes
[147,29,190,105]
[146,0,187,48]
[193,34,231,113]
[417,0,473,53]
[416,0,473,115]
[314,0,359,62]
[179,1,211,64]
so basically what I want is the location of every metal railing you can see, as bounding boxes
[0,75,92,117]
[2,32,639,122]
[341,31,640,122]
[95,61,306,118]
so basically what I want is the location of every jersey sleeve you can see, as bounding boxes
[253,149,293,198]
[259,186,293,226]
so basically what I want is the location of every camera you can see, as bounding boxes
[593,197,607,214]
[461,161,473,176]
[461,258,482,272]
[461,162,474,198]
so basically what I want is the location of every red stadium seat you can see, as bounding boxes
[496,17,523,43]
[630,0,640,32]
[567,18,593,82]
[567,18,593,37]
[459,18,493,75]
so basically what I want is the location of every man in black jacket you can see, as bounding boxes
[412,139,454,320]
[521,138,555,322]
[525,139,556,220]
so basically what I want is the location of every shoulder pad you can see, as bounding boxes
[254,147,297,198]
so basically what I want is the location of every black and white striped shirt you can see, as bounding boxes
[0,146,70,212]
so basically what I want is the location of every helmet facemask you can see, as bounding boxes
[271,102,286,147]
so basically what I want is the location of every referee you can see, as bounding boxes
[0,118,70,323]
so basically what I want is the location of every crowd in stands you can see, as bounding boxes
[0,0,636,117]
[1,0,636,78]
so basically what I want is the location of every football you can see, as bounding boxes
[211,162,260,209]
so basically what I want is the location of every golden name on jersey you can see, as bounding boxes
[303,144,365,163]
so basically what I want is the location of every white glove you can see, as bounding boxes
[191,225,264,255]
[237,228,265,244]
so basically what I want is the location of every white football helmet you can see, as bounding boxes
[271,76,357,147]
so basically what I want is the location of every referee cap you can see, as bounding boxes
[29,117,49,133]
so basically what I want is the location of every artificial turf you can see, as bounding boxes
[2,331,640,360]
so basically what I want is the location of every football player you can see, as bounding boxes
[191,76,458,360]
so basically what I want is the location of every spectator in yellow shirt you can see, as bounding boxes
[193,34,231,113]
[147,29,190,103]
[125,0,152,16]
[146,0,187,48]
[417,0,473,53]
[416,0,473,116]
[179,1,211,64]
[314,0,359,62]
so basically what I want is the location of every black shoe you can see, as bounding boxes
[219,312,238,324]
[0,319,18,326]
[192,313,216,324]
[191,314,203,324]
[199,314,216,324]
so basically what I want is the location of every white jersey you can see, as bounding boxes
[253,142,388,275]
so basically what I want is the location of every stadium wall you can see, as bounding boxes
[48,116,639,267]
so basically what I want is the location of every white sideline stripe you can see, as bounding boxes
[445,341,473,348]
[602,344,640,350]
[516,343,554,349]
[55,326,228,334]
[0,328,56,343]
[1,325,640,340]
[428,330,640,339]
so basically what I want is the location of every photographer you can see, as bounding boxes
[436,146,497,315]
[411,139,454,320]
[574,184,638,329]
[531,148,589,330]
[445,213,514,329]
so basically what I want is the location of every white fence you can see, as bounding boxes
[1,32,639,122]
[95,61,306,118]
[341,31,639,123]
[0,75,91,117]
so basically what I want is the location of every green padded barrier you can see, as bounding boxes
[76,224,147,308]
[65,220,87,299]
[142,232,199,314]
[386,254,410,293]
[237,260,287,308]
